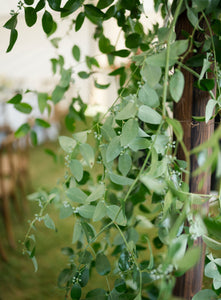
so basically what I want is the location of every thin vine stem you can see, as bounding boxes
[162,0,184,116]
[114,223,143,296]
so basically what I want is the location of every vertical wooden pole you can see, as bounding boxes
[173,12,215,299]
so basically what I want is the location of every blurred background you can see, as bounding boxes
[0,1,160,299]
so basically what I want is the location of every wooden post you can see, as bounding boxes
[173,12,215,299]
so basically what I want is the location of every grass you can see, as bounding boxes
[0,140,74,300]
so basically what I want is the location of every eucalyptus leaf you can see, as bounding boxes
[95,253,111,275]
[109,173,134,186]
[44,214,56,230]
[118,153,132,176]
[107,205,127,226]
[205,99,217,123]
[121,119,139,146]
[138,105,162,124]
[66,187,87,203]
[79,143,95,168]
[140,63,161,87]
[78,205,95,219]
[115,101,137,120]
[106,136,122,162]
[128,137,150,151]
[93,201,106,222]
[59,136,76,153]
[72,222,83,244]
[86,185,105,203]
[169,69,185,103]
[138,83,160,108]
[192,289,218,300]
[70,159,83,182]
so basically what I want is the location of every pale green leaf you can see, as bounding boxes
[192,289,217,300]
[93,201,106,222]
[169,69,185,102]
[203,235,221,250]
[106,205,127,226]
[140,175,166,194]
[140,62,161,87]
[138,83,160,108]
[205,99,217,123]
[145,40,189,67]
[115,101,137,120]
[128,137,150,151]
[43,214,55,230]
[78,205,95,219]
[38,92,48,113]
[59,136,76,153]
[86,185,105,203]
[166,117,183,141]
[138,105,162,124]
[109,173,134,186]
[118,153,132,176]
[106,136,122,162]
[66,187,87,203]
[79,143,95,168]
[101,115,116,142]
[72,222,83,244]
[176,247,200,273]
[73,131,88,143]
[121,119,139,146]
[70,159,83,182]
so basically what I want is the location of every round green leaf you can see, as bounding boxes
[138,105,162,124]
[169,69,185,102]
[58,136,76,153]
[70,159,83,182]
[95,253,111,276]
[71,283,81,300]
[79,267,89,287]
[138,83,160,108]
[192,289,217,300]
[24,7,37,27]
[118,153,132,176]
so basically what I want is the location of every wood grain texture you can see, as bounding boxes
[173,12,215,299]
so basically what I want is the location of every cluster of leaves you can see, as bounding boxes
[4,0,221,299]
